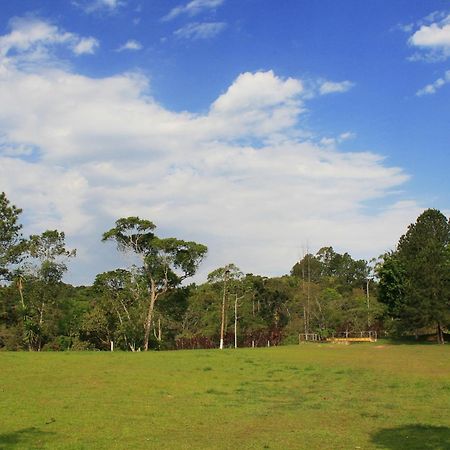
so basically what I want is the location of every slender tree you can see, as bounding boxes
[207,264,242,349]
[91,269,145,351]
[102,217,207,350]
[23,230,76,350]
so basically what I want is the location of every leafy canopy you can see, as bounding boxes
[0,192,25,279]
[102,217,207,287]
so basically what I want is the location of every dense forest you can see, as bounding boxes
[1,192,449,350]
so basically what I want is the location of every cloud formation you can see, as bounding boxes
[73,37,99,55]
[416,70,450,95]
[163,0,224,22]
[116,39,142,52]
[319,80,354,95]
[0,17,99,61]
[174,22,227,40]
[0,18,419,284]
[408,12,450,61]
[73,0,125,14]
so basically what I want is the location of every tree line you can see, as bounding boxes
[1,192,449,350]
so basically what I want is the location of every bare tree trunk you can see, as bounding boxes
[113,304,129,350]
[17,277,25,308]
[307,252,310,334]
[234,294,238,349]
[303,305,307,336]
[37,301,45,352]
[437,322,445,344]
[17,277,32,351]
[143,281,158,351]
[220,274,227,350]
[366,278,370,328]
[153,317,162,343]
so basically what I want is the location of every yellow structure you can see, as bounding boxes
[327,336,376,343]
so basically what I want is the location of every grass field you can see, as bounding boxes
[1,343,450,449]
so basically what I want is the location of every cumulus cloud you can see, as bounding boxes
[0,17,98,63]
[174,22,227,40]
[116,39,142,52]
[0,21,419,284]
[163,0,224,22]
[73,37,99,55]
[404,12,450,95]
[0,17,71,57]
[408,12,450,61]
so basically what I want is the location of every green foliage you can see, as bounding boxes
[291,246,369,293]
[377,209,450,342]
[102,217,208,350]
[377,251,407,318]
[103,217,208,288]
[101,216,156,255]
[207,263,243,284]
[0,192,25,280]
[23,230,76,350]
[291,253,323,282]
[2,202,449,351]
[80,269,146,351]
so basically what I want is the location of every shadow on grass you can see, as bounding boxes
[372,424,450,449]
[0,427,55,449]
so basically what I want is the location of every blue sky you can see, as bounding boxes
[0,0,449,284]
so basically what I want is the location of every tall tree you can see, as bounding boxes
[23,230,76,350]
[398,209,450,343]
[207,264,243,349]
[377,252,407,323]
[102,217,207,351]
[0,192,24,280]
[378,209,450,343]
[90,269,145,351]
[292,246,369,292]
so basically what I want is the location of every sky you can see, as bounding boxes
[0,0,449,285]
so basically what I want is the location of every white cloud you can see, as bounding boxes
[411,22,450,48]
[100,0,122,7]
[319,80,354,95]
[204,71,304,138]
[163,0,224,22]
[0,17,98,62]
[339,131,355,141]
[0,158,91,236]
[416,70,450,96]
[0,17,72,57]
[73,0,125,14]
[73,37,99,55]
[319,132,355,147]
[0,22,419,285]
[212,71,303,112]
[404,12,450,95]
[116,39,142,52]
[174,22,227,40]
[408,12,450,61]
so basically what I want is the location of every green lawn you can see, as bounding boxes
[1,344,449,449]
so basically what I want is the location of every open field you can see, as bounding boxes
[1,344,450,449]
